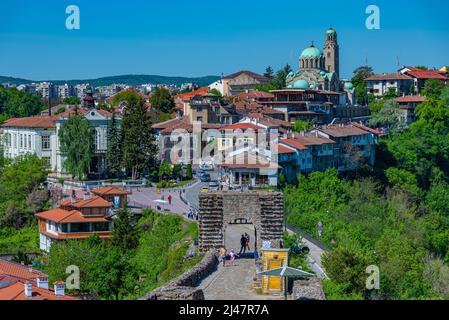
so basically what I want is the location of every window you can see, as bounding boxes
[41,136,50,150]
[42,157,51,168]
[70,223,90,233]
[61,224,68,233]
[20,134,23,149]
[196,116,203,122]
[92,222,110,232]
[28,135,32,150]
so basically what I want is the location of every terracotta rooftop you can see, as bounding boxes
[288,132,336,146]
[222,70,268,80]
[35,208,110,223]
[318,125,370,137]
[92,186,131,196]
[0,260,46,282]
[395,95,427,103]
[174,87,209,102]
[365,73,412,81]
[1,116,58,128]
[0,275,78,300]
[219,122,265,131]
[275,144,297,154]
[280,138,308,150]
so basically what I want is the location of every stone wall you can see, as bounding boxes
[292,278,326,300]
[198,191,284,252]
[140,250,218,300]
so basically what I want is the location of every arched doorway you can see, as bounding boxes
[224,218,258,257]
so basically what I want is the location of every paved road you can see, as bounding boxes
[198,224,279,300]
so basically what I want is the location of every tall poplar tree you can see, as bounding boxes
[106,112,122,178]
[121,95,158,180]
[59,114,94,180]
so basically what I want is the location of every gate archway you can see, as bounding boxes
[198,191,284,253]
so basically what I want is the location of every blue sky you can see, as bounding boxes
[0,0,448,81]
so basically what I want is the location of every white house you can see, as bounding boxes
[1,108,119,178]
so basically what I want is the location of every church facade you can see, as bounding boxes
[286,28,342,92]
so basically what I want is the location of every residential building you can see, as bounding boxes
[222,71,270,96]
[208,79,224,96]
[312,123,379,171]
[0,259,78,300]
[75,83,94,99]
[91,186,131,209]
[36,193,115,252]
[263,89,369,124]
[57,83,76,100]
[399,66,449,94]
[395,95,426,125]
[36,82,57,100]
[1,106,119,178]
[365,73,414,97]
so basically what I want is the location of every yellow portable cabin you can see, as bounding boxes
[261,248,289,294]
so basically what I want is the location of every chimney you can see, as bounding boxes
[37,275,49,290]
[54,282,65,297]
[24,282,33,298]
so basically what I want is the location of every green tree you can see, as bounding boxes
[351,65,374,105]
[121,94,158,180]
[421,79,446,100]
[106,112,122,178]
[158,161,171,181]
[208,88,223,98]
[111,208,139,251]
[264,66,274,79]
[63,96,80,105]
[369,99,402,130]
[0,86,45,117]
[292,119,313,132]
[58,114,94,180]
[149,87,174,114]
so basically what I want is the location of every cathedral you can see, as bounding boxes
[286,28,343,92]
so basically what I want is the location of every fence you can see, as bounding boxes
[285,222,331,252]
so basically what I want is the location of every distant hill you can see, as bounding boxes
[0,74,220,87]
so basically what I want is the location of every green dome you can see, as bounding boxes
[344,82,354,90]
[300,45,323,59]
[293,79,309,89]
[309,84,316,89]
[326,27,336,35]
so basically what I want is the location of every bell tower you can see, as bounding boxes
[324,27,340,78]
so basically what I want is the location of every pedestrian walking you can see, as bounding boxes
[239,234,247,255]
[168,194,172,205]
[219,247,227,266]
[244,232,251,251]
[229,249,236,266]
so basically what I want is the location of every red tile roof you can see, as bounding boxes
[350,122,384,135]
[280,138,308,150]
[275,144,297,154]
[174,87,209,102]
[92,186,131,196]
[318,125,370,137]
[219,123,265,131]
[1,116,57,128]
[35,208,110,223]
[0,275,78,300]
[0,260,46,282]
[405,70,448,80]
[395,95,427,103]
[365,73,412,81]
[222,70,268,80]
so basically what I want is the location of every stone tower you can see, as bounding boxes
[324,27,340,77]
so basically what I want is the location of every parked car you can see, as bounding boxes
[201,186,209,193]
[208,180,219,190]
[200,173,211,182]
